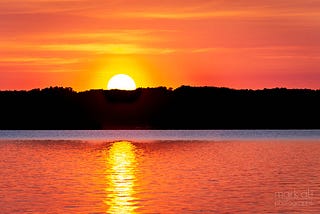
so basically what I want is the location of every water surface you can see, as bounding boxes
[1,130,320,140]
[0,130,319,213]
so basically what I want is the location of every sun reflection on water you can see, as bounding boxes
[105,141,138,214]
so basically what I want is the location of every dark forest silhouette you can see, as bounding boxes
[0,86,319,129]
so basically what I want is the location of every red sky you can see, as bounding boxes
[1,0,320,90]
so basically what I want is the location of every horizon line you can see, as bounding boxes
[1,85,319,93]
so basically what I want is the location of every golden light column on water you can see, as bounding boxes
[105,141,139,214]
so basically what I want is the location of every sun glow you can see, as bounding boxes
[107,74,136,90]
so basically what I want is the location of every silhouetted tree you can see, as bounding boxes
[0,86,319,129]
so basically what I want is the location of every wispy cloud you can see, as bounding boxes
[121,10,258,19]
[39,43,176,55]
[37,30,172,43]
[0,57,80,65]
[2,0,320,19]
[0,0,90,14]
[120,9,320,20]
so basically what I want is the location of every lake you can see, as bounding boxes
[0,130,319,213]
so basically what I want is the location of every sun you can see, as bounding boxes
[107,74,136,90]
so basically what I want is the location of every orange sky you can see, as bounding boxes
[1,0,320,91]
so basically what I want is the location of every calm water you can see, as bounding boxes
[0,130,320,213]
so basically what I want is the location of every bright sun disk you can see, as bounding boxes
[107,74,136,90]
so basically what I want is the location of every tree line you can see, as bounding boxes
[0,86,319,129]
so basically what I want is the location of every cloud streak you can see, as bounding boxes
[39,43,176,55]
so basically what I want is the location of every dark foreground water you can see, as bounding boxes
[0,130,320,213]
